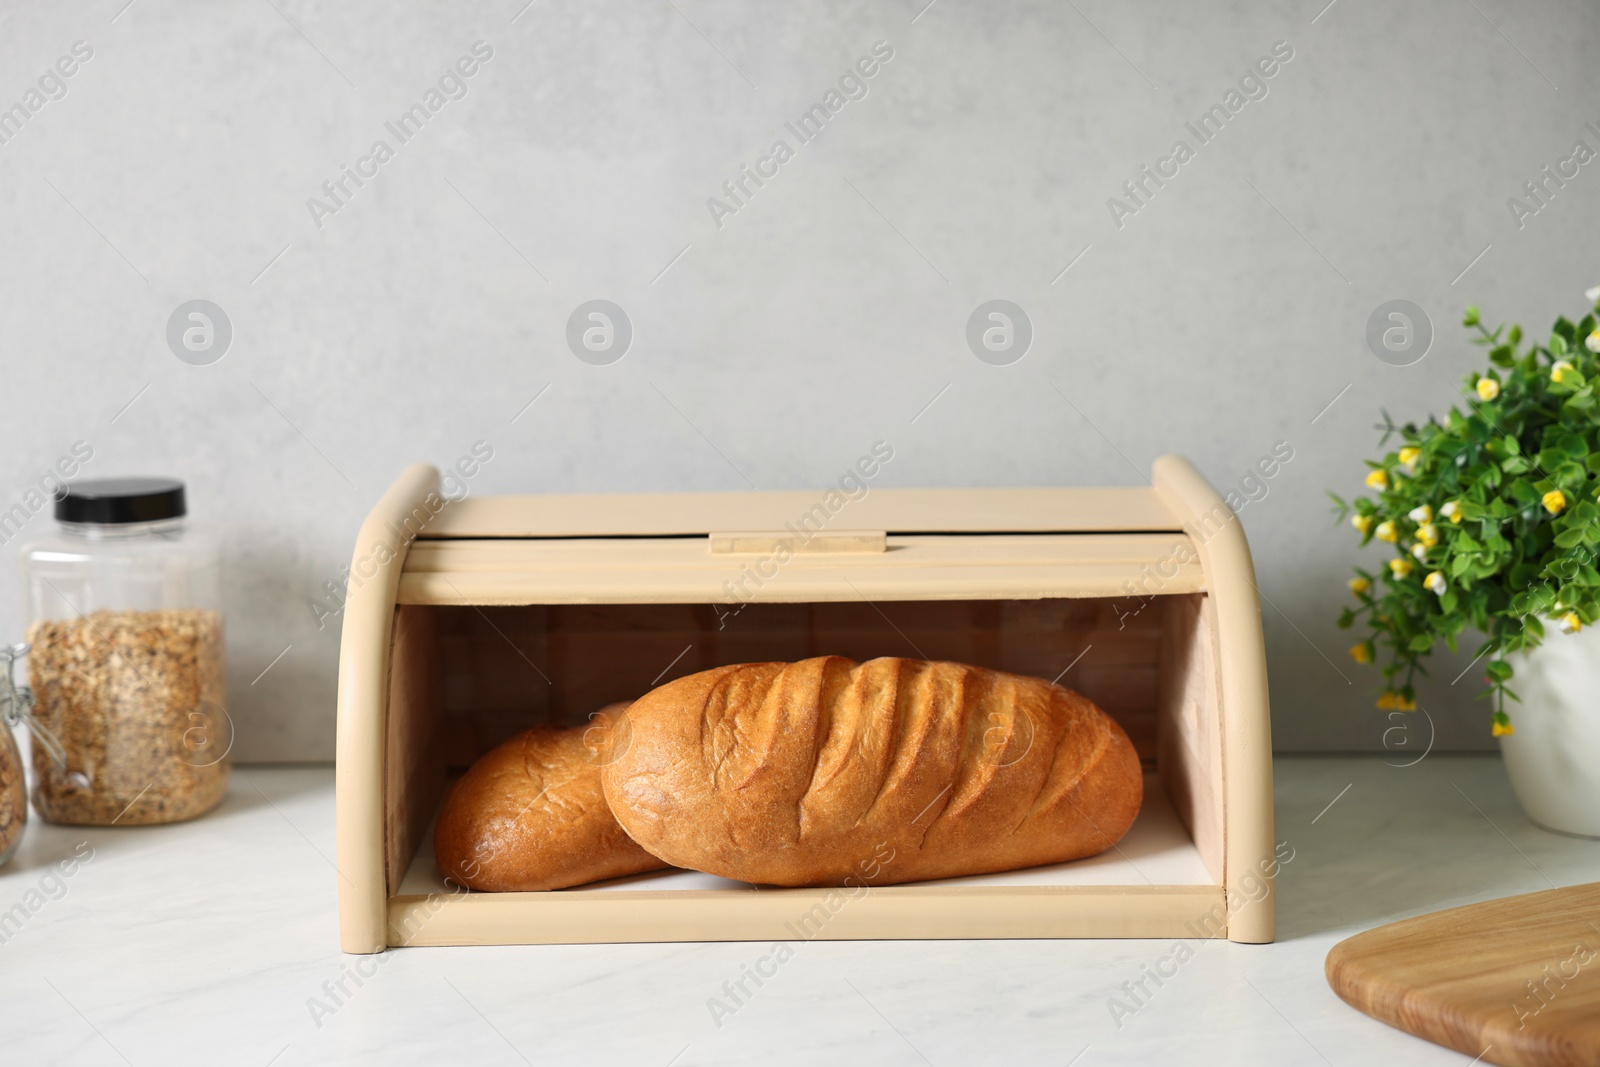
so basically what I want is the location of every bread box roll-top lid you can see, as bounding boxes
[398,484,1206,608]
[415,484,1186,539]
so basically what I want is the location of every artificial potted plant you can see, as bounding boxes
[1335,290,1600,837]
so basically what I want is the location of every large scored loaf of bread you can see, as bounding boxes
[435,704,667,891]
[601,657,1143,887]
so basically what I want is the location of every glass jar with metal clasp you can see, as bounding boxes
[0,643,67,866]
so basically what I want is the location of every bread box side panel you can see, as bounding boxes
[1157,593,1225,885]
[1153,456,1275,944]
[337,463,442,954]
[384,604,444,896]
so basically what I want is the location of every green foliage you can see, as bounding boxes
[1333,294,1600,733]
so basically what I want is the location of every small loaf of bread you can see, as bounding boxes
[601,657,1142,887]
[434,704,667,891]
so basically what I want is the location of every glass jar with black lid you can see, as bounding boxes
[17,478,230,825]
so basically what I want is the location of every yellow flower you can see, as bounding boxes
[1376,691,1396,710]
[1440,500,1462,524]
[1543,489,1567,514]
[1352,513,1374,535]
[1492,718,1514,737]
[1349,643,1372,664]
[1476,377,1500,401]
[1588,327,1600,352]
[1365,469,1389,490]
[1561,611,1583,634]
[1394,693,1417,711]
[1407,504,1432,524]
[1411,542,1429,561]
[1552,359,1579,384]
[1417,523,1439,548]
[1348,577,1370,596]
[1375,520,1398,543]
[1424,571,1446,595]
[1398,447,1421,473]
[1389,557,1413,578]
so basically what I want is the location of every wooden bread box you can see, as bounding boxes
[335,457,1275,951]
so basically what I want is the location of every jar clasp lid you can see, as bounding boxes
[1,643,67,767]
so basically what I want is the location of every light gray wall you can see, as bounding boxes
[2,0,1595,760]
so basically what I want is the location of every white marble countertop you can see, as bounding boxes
[2,754,1597,1066]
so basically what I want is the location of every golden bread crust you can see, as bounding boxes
[601,657,1143,887]
[434,704,667,891]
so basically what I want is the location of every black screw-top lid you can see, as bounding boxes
[55,477,187,525]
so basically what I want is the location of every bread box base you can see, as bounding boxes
[336,459,1275,950]
[390,772,1225,946]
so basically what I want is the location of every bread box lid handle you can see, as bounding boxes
[708,530,887,555]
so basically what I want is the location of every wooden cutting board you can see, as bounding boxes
[1326,883,1600,1067]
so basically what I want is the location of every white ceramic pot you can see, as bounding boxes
[1500,625,1600,837]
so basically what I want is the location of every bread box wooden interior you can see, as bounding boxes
[335,456,1275,952]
